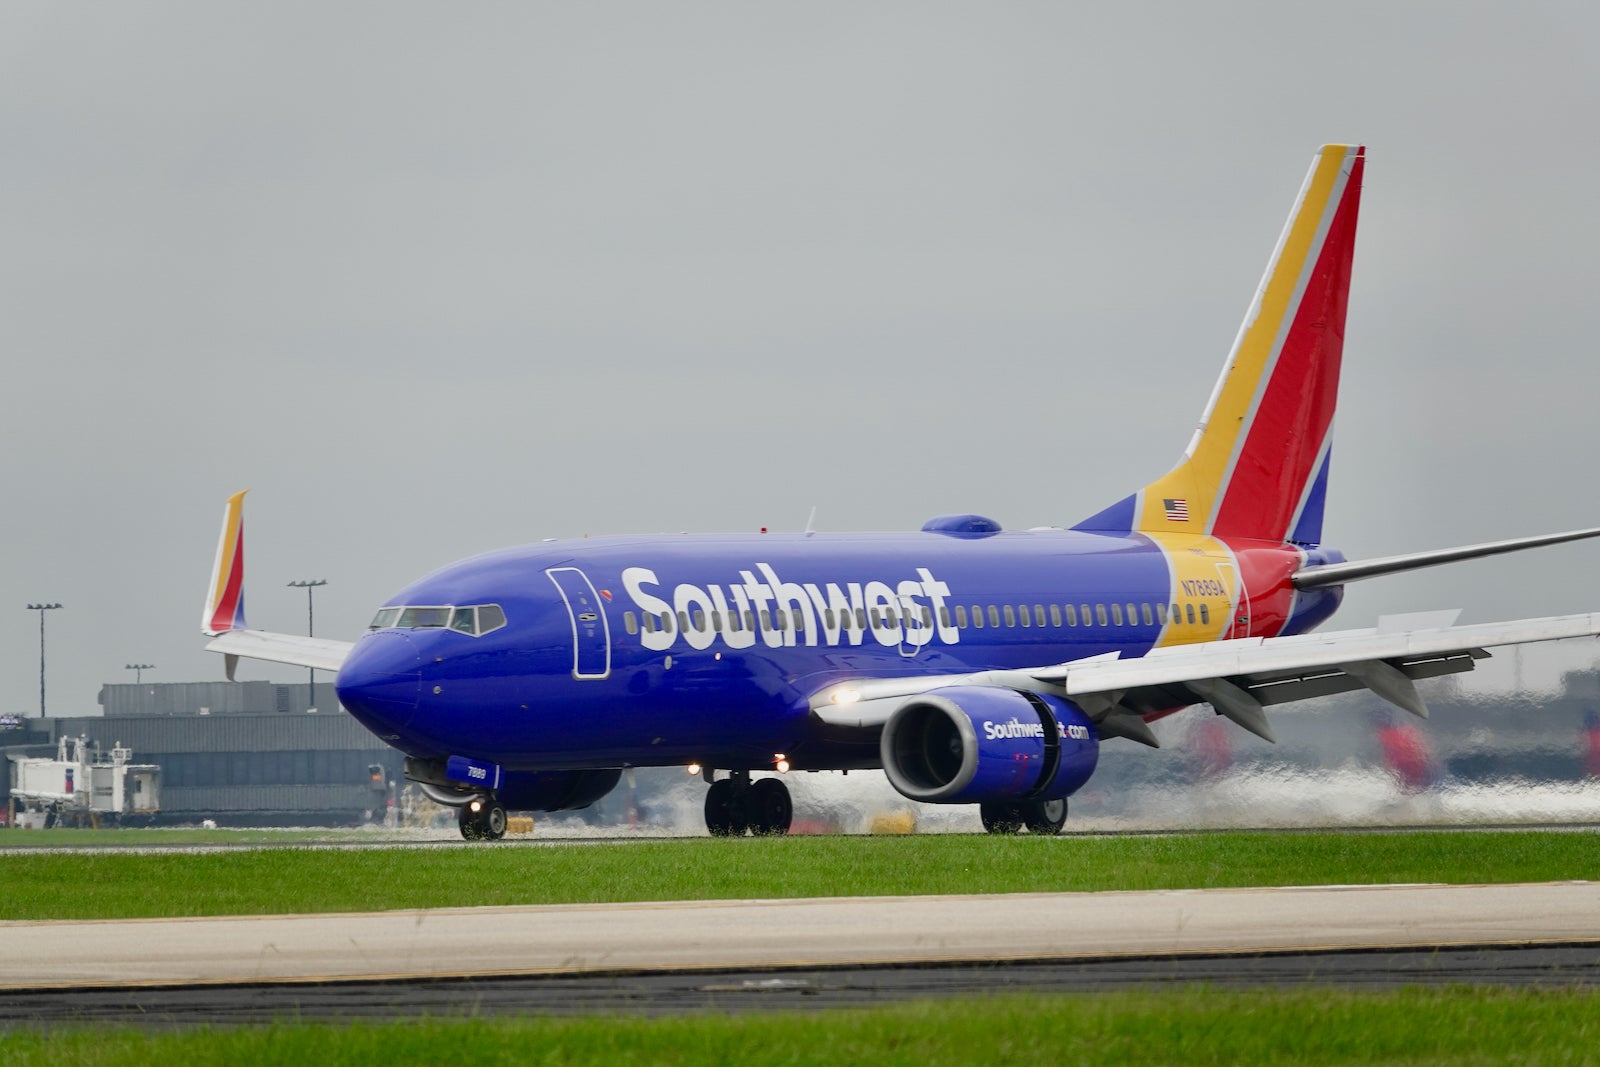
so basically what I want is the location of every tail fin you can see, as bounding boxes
[1075,144,1365,545]
[202,490,250,635]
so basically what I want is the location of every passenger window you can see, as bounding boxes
[624,611,639,636]
[1064,604,1078,626]
[1200,603,1211,625]
[1016,605,1029,628]
[1186,603,1196,624]
[1125,603,1137,624]
[825,608,836,630]
[678,611,691,632]
[774,610,788,631]
[691,609,705,631]
[1050,604,1062,627]
[885,608,898,627]
[760,609,773,631]
[1141,603,1154,626]
[711,611,723,632]
[1095,604,1108,626]
[922,607,933,627]
[1157,603,1169,625]
[1003,605,1016,627]
[956,605,969,628]
[795,611,806,632]
[745,610,757,631]
[939,606,951,629]
[1111,603,1124,626]
[869,609,881,629]
[1034,605,1046,627]
[856,608,868,630]
[644,613,658,633]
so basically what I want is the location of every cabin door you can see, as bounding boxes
[546,567,612,680]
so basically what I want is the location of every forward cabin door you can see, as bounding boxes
[546,567,612,680]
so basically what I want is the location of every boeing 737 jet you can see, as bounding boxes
[203,145,1600,839]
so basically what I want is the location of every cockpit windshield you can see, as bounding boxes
[369,603,507,636]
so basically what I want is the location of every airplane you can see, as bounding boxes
[202,144,1600,840]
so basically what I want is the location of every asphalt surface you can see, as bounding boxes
[3,943,1598,1029]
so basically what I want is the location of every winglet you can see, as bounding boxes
[202,490,250,636]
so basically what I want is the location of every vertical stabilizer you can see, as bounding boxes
[1076,144,1364,545]
[202,490,250,635]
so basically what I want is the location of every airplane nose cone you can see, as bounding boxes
[336,631,423,730]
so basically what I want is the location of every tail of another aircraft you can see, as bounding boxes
[202,489,249,635]
[1075,144,1365,546]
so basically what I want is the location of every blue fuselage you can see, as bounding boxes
[334,526,1343,772]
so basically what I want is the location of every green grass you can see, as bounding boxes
[0,827,385,850]
[2,830,1595,921]
[3,988,1598,1065]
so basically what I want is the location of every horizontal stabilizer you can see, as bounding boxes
[1293,526,1600,589]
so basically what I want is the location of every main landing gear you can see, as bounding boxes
[459,795,508,841]
[704,771,793,837]
[979,798,1068,836]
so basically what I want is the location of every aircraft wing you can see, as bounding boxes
[205,630,354,679]
[810,611,1600,747]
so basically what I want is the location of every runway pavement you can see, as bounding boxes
[3,881,1597,990]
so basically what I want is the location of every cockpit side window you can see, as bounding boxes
[476,604,507,635]
[450,607,478,634]
[369,608,401,630]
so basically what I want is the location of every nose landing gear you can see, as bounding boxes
[703,771,793,836]
[458,795,508,840]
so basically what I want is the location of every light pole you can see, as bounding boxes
[287,579,327,705]
[125,663,155,684]
[26,603,62,717]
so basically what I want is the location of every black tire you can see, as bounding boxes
[979,802,1025,835]
[483,801,508,841]
[1022,798,1068,835]
[705,779,747,837]
[746,778,793,836]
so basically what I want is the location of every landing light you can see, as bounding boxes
[469,799,482,813]
[687,763,702,776]
[774,754,790,774]
[831,688,861,705]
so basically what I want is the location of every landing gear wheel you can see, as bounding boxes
[1022,798,1068,836]
[746,777,793,836]
[458,798,508,841]
[979,802,1025,835]
[704,779,748,837]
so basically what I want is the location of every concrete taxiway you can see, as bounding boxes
[3,881,1597,989]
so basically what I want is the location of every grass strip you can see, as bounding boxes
[3,987,1599,1065]
[2,830,1596,921]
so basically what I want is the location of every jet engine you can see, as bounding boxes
[880,686,1099,804]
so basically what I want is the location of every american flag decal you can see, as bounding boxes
[1163,498,1190,522]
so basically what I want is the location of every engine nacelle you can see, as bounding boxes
[498,768,622,812]
[880,686,1099,804]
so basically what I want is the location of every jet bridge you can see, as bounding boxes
[7,735,161,828]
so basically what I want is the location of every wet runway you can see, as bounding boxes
[3,943,1599,1028]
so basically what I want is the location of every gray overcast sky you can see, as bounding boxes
[4,3,1600,717]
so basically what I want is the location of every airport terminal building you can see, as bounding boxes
[2,682,403,826]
